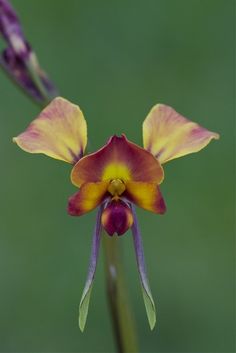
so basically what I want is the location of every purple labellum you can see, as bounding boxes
[101,199,133,236]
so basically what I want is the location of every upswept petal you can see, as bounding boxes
[13,97,87,164]
[79,206,103,331]
[71,134,164,187]
[68,181,108,216]
[125,181,166,214]
[143,104,219,164]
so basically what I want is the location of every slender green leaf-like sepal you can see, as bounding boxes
[141,286,156,330]
[131,205,156,330]
[79,206,103,331]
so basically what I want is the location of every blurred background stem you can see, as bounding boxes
[103,234,139,353]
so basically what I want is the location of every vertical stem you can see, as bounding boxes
[103,234,139,353]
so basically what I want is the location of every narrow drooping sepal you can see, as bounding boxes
[13,97,87,164]
[79,206,103,331]
[68,182,108,216]
[71,134,164,187]
[101,199,133,236]
[143,104,219,164]
[131,204,156,330]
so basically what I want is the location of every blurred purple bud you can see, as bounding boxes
[0,47,56,103]
[0,0,58,104]
[0,0,29,58]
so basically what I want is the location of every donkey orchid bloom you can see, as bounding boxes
[13,97,219,330]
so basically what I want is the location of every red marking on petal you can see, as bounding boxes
[71,134,164,187]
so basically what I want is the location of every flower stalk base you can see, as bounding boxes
[103,233,138,353]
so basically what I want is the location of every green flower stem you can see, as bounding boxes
[103,233,139,353]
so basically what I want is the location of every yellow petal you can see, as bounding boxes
[13,97,87,164]
[68,181,109,216]
[143,104,219,164]
[125,181,166,214]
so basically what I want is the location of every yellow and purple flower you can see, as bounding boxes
[13,97,219,330]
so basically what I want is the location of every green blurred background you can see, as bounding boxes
[0,0,234,352]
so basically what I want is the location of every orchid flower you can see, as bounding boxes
[0,0,57,103]
[13,97,219,331]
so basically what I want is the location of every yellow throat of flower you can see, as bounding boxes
[108,179,126,200]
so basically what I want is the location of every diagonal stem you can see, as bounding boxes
[103,234,139,353]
